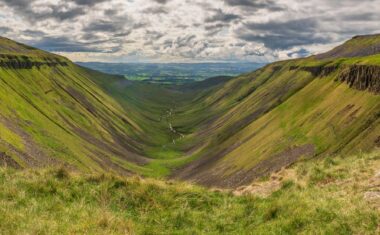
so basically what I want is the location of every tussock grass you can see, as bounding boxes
[0,151,379,234]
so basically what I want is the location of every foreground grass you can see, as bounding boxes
[0,151,379,234]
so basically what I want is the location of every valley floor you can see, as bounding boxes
[1,150,379,234]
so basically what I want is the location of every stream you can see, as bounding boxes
[160,107,185,146]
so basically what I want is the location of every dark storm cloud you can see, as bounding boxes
[0,0,29,8]
[287,48,310,58]
[151,0,170,4]
[175,35,196,48]
[114,31,132,37]
[0,0,109,22]
[104,9,119,16]
[143,30,165,46]
[205,9,241,23]
[237,18,331,50]
[49,7,85,21]
[205,23,228,31]
[162,39,173,49]
[0,0,86,21]
[84,20,126,33]
[146,30,164,40]
[204,23,228,36]
[72,0,107,6]
[22,29,46,37]
[223,0,284,12]
[0,26,12,34]
[29,36,104,52]
[132,22,151,30]
[341,12,379,21]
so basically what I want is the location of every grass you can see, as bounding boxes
[0,122,24,151]
[0,150,379,234]
[1,35,380,186]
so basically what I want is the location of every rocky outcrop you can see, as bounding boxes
[338,65,380,94]
[290,65,338,77]
[299,64,380,94]
[0,54,68,69]
[302,65,338,77]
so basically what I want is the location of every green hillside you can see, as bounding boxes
[0,35,380,190]
[0,37,151,175]
[170,36,380,187]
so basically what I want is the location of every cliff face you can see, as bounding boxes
[0,54,68,69]
[338,65,380,94]
[296,65,338,77]
[294,64,380,94]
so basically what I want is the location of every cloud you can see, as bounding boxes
[72,0,107,6]
[0,26,12,34]
[151,0,171,4]
[84,20,124,33]
[0,0,86,21]
[1,0,379,62]
[205,9,241,23]
[142,6,168,14]
[223,0,284,12]
[28,36,104,52]
[236,18,332,50]
[287,48,310,58]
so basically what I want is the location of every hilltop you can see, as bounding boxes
[316,34,380,59]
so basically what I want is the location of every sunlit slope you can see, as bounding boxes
[0,37,151,173]
[175,37,380,187]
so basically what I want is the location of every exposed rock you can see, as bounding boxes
[338,65,380,94]
[0,54,68,69]
[301,65,338,77]
[300,64,380,94]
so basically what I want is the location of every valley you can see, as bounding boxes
[1,0,380,232]
[1,35,380,187]
[0,34,380,234]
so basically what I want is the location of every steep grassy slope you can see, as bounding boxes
[172,36,380,187]
[0,150,379,234]
[1,35,379,190]
[0,36,228,178]
[0,37,156,174]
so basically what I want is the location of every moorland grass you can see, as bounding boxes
[0,151,379,234]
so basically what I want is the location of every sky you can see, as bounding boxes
[0,0,379,63]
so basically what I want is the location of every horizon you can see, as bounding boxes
[1,0,379,63]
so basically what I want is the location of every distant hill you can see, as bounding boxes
[76,62,264,84]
